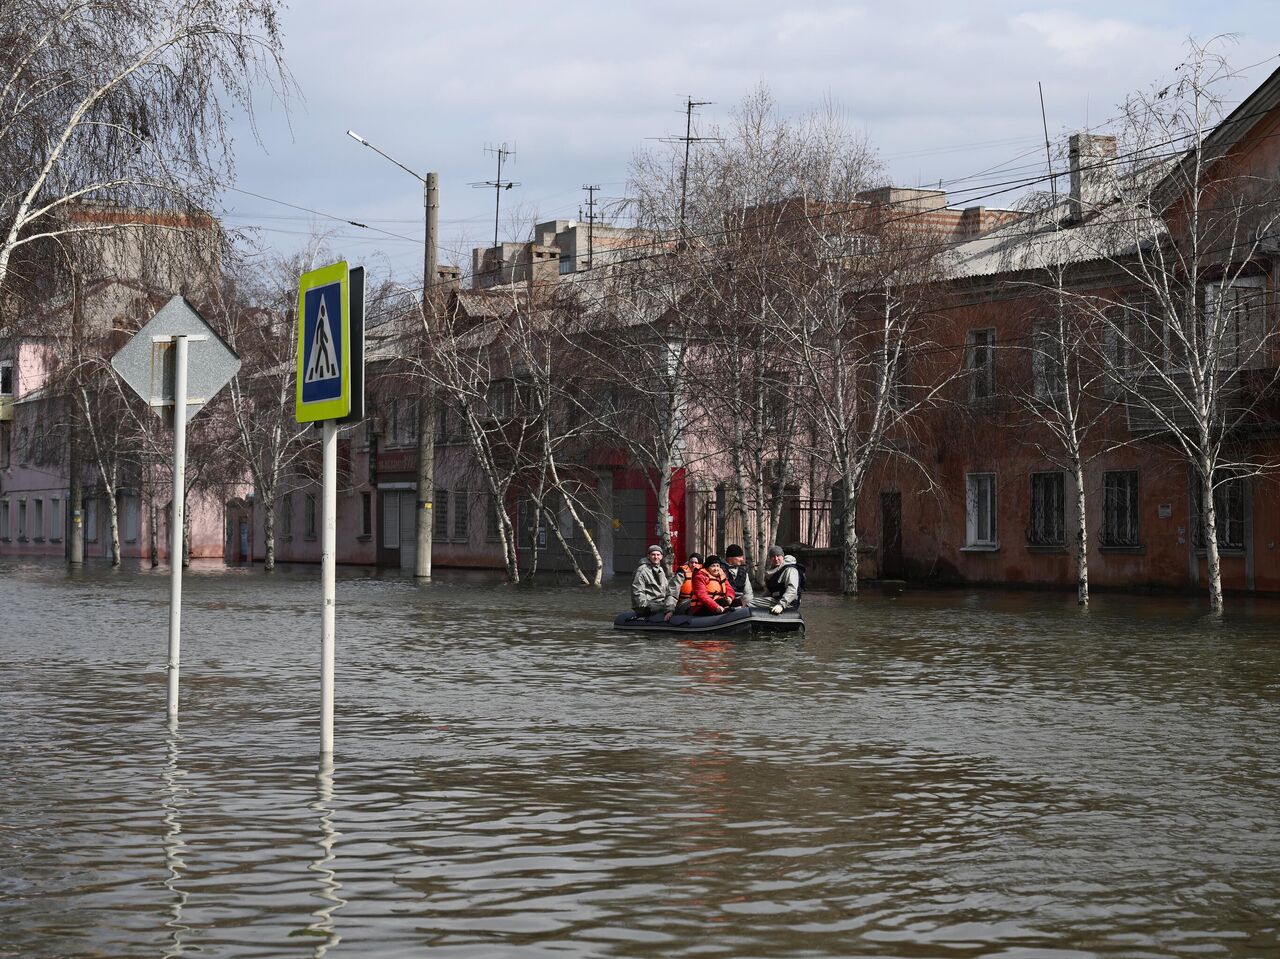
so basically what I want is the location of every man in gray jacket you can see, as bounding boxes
[752,544,802,613]
[631,544,671,618]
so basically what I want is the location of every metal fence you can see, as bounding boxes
[700,497,834,554]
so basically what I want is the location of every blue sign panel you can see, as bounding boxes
[301,281,344,405]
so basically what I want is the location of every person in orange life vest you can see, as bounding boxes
[668,552,703,615]
[690,553,736,615]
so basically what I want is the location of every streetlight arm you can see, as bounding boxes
[346,129,425,184]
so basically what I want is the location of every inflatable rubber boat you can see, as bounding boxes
[613,607,804,635]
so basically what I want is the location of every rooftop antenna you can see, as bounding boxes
[655,97,722,242]
[470,143,520,264]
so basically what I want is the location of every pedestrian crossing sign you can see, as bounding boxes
[296,261,351,422]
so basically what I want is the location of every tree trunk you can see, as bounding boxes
[182,499,191,568]
[1072,460,1089,606]
[68,435,84,566]
[148,497,159,568]
[1200,464,1224,612]
[264,499,276,571]
[840,491,859,595]
[107,494,121,568]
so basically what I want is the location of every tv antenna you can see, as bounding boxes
[470,143,520,258]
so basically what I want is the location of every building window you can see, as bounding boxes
[122,494,140,543]
[360,492,372,537]
[1,499,9,539]
[304,493,317,539]
[1028,472,1065,546]
[486,494,502,542]
[432,489,448,541]
[33,497,44,541]
[18,498,27,539]
[485,379,514,421]
[1033,329,1066,400]
[281,493,293,539]
[49,497,62,542]
[0,424,9,469]
[0,360,13,396]
[1193,473,1246,551]
[1101,470,1140,547]
[967,328,995,400]
[965,473,997,547]
[84,498,98,542]
[452,490,469,541]
[1204,277,1266,371]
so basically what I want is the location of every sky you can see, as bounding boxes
[221,1,1280,288]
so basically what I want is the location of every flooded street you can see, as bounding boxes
[2,559,1279,958]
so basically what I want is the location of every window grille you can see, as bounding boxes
[1192,473,1245,550]
[452,490,469,541]
[1033,330,1066,399]
[1101,471,1140,547]
[1204,277,1266,371]
[304,493,317,539]
[1028,472,1065,545]
[433,489,448,541]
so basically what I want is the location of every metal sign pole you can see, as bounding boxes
[167,335,189,721]
[320,418,337,756]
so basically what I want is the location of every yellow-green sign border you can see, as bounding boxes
[295,260,351,423]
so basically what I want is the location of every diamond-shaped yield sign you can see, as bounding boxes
[111,296,240,422]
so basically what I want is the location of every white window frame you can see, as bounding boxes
[281,493,293,539]
[49,497,62,542]
[360,491,372,537]
[965,473,998,548]
[0,359,13,397]
[1,499,9,539]
[304,493,317,540]
[433,488,449,542]
[17,497,28,540]
[33,497,44,541]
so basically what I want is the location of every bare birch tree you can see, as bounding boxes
[0,0,290,324]
[1078,40,1280,611]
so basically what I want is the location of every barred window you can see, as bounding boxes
[1193,473,1245,550]
[1101,471,1140,547]
[452,490,469,541]
[433,488,448,541]
[486,494,502,542]
[1029,472,1065,546]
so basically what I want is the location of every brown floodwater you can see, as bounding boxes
[1,558,1278,958]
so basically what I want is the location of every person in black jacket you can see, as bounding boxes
[720,543,753,607]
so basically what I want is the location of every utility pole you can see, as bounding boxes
[471,144,519,280]
[345,130,439,580]
[415,172,439,580]
[582,184,600,269]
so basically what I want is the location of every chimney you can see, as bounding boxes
[1068,133,1116,221]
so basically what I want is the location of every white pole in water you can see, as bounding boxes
[320,418,337,757]
[167,335,189,721]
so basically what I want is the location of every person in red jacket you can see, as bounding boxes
[690,553,736,615]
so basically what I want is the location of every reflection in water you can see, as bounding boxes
[305,761,345,957]
[2,559,1280,957]
[161,721,189,959]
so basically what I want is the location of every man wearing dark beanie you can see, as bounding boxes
[722,544,753,607]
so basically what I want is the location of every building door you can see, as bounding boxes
[880,491,903,579]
